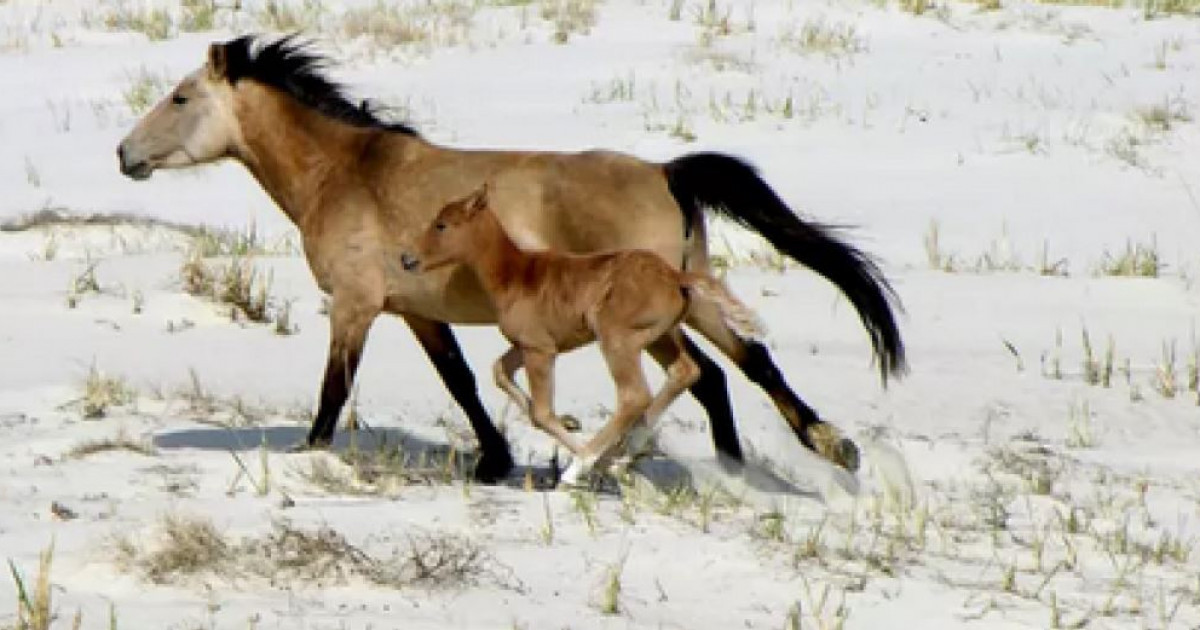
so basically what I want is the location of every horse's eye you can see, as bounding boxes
[171,94,188,106]
[435,222,446,232]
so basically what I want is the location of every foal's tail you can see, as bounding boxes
[681,274,766,343]
[664,151,906,383]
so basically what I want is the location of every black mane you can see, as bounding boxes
[221,35,418,136]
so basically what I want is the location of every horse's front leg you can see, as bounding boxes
[402,314,515,483]
[306,294,383,448]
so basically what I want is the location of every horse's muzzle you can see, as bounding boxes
[400,253,421,272]
[117,144,153,181]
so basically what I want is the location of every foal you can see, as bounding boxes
[401,186,765,483]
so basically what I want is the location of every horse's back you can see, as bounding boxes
[485,148,689,264]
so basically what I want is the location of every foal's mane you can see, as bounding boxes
[221,35,419,137]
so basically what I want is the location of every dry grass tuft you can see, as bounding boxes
[297,438,476,497]
[777,18,866,57]
[1098,239,1161,277]
[256,0,324,32]
[115,517,518,591]
[541,0,599,43]
[341,1,475,48]
[65,430,157,459]
[100,5,173,40]
[8,543,55,630]
[180,0,217,32]
[180,252,282,325]
[122,67,171,115]
[121,514,233,584]
[71,364,135,420]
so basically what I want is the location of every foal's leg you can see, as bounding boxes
[685,300,860,472]
[493,345,532,416]
[624,328,702,458]
[306,296,382,448]
[403,315,515,483]
[646,333,743,462]
[563,333,654,485]
[494,345,582,432]
[522,347,587,456]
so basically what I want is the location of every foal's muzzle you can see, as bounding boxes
[400,253,421,272]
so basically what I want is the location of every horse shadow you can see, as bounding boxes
[154,423,566,490]
[153,424,822,499]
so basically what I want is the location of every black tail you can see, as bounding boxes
[664,151,906,383]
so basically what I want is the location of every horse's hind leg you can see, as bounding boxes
[403,315,515,483]
[685,300,860,472]
[647,332,743,463]
[626,328,701,459]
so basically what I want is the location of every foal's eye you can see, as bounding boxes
[435,222,446,232]
[171,94,188,106]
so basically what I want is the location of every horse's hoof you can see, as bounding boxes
[289,439,328,453]
[558,414,582,432]
[807,422,861,473]
[473,450,515,485]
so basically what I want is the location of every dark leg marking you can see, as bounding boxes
[408,318,515,483]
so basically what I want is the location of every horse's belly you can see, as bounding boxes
[383,264,499,324]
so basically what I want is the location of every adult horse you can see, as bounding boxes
[116,35,905,482]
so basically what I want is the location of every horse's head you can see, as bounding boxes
[117,42,242,180]
[402,185,491,273]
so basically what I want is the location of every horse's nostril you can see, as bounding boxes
[117,144,129,170]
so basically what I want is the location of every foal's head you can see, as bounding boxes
[402,186,492,273]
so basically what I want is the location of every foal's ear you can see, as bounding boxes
[207,42,229,80]
[467,184,490,213]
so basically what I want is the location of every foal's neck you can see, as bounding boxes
[460,210,532,300]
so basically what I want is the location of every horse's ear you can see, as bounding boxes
[207,43,229,80]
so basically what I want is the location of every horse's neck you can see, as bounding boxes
[233,86,377,226]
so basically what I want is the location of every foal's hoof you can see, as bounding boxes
[473,450,515,485]
[807,422,861,473]
[558,414,582,432]
[557,455,596,489]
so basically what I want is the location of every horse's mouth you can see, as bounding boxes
[121,161,155,181]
